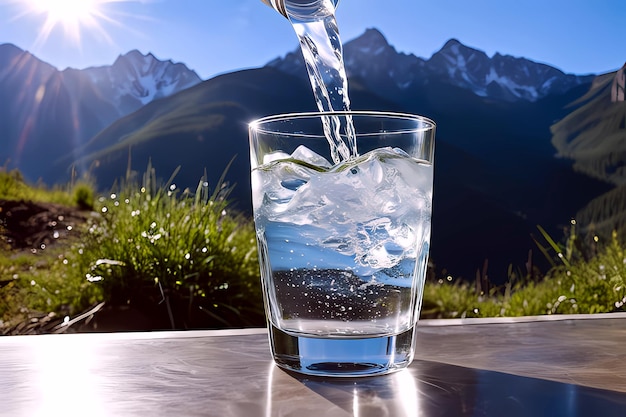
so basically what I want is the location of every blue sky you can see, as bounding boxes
[0,0,624,80]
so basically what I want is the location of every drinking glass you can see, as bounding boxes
[249,111,435,377]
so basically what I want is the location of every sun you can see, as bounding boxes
[5,0,143,47]
[26,0,105,42]
[29,0,100,24]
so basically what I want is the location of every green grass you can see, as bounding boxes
[0,168,94,209]
[1,164,264,332]
[0,243,102,332]
[1,166,625,334]
[422,230,626,318]
[74,163,264,328]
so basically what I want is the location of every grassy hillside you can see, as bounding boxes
[552,68,626,241]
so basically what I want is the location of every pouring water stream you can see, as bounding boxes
[263,0,357,164]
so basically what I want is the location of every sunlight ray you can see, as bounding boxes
[7,0,150,47]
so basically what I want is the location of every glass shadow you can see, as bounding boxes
[268,359,626,416]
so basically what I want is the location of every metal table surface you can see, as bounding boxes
[1,313,625,416]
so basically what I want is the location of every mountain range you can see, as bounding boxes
[1,29,622,282]
[0,43,200,183]
[269,29,595,103]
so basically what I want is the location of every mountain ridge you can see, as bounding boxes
[0,44,201,183]
[268,28,596,103]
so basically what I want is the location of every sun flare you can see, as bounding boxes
[26,0,104,41]
[29,0,99,23]
[7,0,145,47]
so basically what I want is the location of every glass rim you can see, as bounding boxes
[249,110,436,133]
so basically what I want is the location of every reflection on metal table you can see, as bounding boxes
[1,313,625,416]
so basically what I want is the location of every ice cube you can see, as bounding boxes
[262,151,291,165]
[291,145,332,168]
[257,161,314,209]
[256,147,432,273]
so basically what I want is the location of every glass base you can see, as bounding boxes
[269,323,415,377]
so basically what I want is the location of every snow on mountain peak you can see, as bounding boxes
[353,28,390,55]
[108,50,201,105]
[266,29,596,102]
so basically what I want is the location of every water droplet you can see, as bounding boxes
[86,273,101,282]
